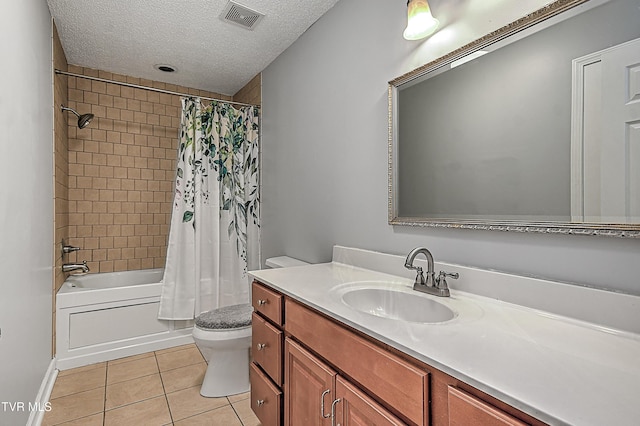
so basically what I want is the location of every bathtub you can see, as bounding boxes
[56,268,194,370]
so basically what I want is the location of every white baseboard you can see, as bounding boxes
[27,358,57,426]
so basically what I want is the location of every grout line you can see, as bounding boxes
[229,400,245,426]
[155,351,175,425]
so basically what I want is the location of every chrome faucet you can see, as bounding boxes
[62,261,90,274]
[404,247,458,297]
[62,244,81,254]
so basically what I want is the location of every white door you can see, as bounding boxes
[572,37,640,223]
[600,38,640,223]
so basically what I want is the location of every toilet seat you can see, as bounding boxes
[195,303,253,331]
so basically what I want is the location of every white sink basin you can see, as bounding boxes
[341,287,455,323]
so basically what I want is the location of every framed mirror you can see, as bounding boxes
[389,0,640,237]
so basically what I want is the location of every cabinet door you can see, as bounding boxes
[448,387,527,426]
[285,338,336,426]
[334,376,406,426]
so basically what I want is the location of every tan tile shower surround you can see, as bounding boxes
[52,22,261,354]
[63,67,256,275]
[42,344,261,426]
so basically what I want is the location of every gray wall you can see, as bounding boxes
[0,1,54,423]
[261,0,640,296]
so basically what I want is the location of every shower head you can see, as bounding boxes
[61,105,94,129]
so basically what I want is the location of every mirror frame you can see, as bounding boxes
[388,0,640,238]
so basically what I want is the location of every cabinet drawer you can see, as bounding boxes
[285,299,429,426]
[252,281,283,326]
[448,387,527,426]
[252,312,283,385]
[250,362,282,426]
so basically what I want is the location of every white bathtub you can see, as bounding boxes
[56,268,194,370]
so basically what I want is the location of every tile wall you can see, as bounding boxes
[63,67,235,274]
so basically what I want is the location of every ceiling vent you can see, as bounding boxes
[220,1,265,30]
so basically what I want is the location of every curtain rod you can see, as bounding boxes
[54,69,258,108]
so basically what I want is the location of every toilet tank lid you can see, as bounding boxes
[265,256,309,268]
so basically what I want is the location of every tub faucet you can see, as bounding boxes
[404,247,458,297]
[62,261,89,274]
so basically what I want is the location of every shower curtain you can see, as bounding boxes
[158,98,260,320]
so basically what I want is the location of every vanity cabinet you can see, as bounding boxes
[250,280,545,426]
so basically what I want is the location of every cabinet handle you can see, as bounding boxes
[330,398,341,426]
[320,389,331,418]
[257,299,267,306]
[256,399,265,406]
[256,343,266,350]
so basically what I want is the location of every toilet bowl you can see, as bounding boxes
[193,256,309,397]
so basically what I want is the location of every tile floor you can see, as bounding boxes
[42,344,261,426]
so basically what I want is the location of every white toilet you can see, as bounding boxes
[193,256,309,397]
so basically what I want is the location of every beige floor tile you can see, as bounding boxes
[232,398,261,426]
[166,385,229,421]
[42,387,105,426]
[155,343,198,356]
[106,373,165,410]
[174,405,242,426]
[58,412,103,425]
[57,362,106,378]
[107,355,159,385]
[160,362,206,394]
[51,366,106,400]
[227,391,249,404]
[108,351,155,366]
[104,395,172,426]
[157,346,205,372]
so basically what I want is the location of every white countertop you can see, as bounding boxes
[250,250,640,426]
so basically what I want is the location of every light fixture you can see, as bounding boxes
[403,0,439,41]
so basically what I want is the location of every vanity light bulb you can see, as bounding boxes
[403,0,439,41]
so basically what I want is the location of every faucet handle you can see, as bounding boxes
[436,271,458,289]
[62,245,81,254]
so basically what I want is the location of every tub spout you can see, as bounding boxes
[62,261,89,274]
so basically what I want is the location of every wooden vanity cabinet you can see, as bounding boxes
[250,280,547,426]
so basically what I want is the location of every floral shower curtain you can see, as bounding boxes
[158,98,260,320]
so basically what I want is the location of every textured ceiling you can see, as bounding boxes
[47,0,341,95]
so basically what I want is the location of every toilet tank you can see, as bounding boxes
[265,256,309,269]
